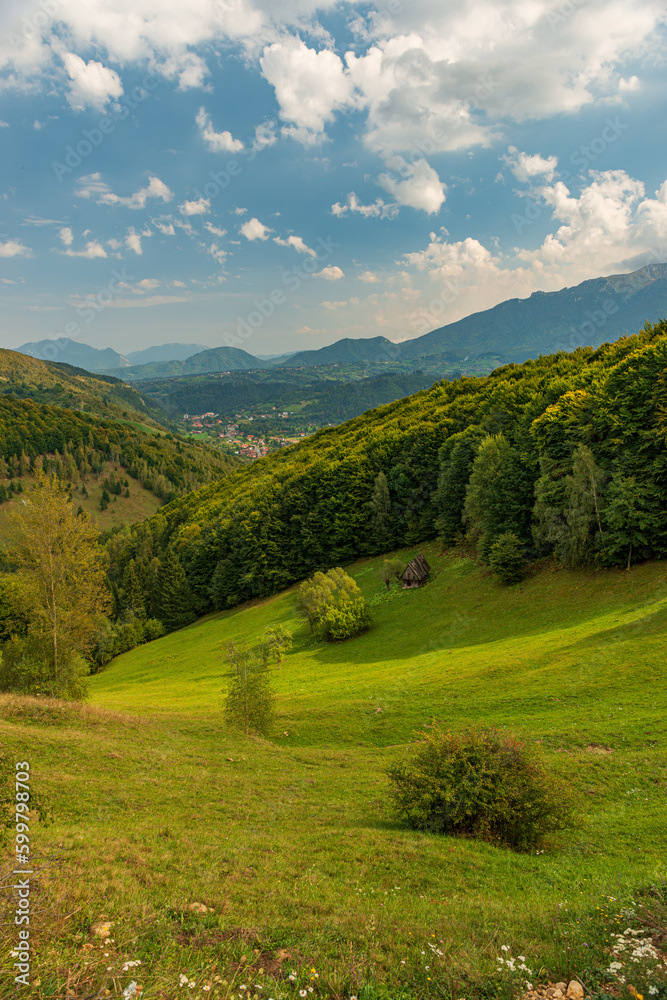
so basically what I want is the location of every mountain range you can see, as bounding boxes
[16,263,667,381]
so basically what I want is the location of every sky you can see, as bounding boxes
[1,0,667,358]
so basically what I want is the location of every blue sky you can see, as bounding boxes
[1,0,666,358]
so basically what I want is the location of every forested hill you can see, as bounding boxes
[0,348,168,427]
[0,395,237,502]
[107,322,667,626]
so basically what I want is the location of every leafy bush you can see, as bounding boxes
[387,725,577,850]
[297,567,371,642]
[488,532,526,584]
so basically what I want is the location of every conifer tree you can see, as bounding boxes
[369,471,393,551]
[155,546,195,631]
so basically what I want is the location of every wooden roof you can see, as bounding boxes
[401,553,430,582]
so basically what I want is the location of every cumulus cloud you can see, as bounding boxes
[196,107,244,152]
[179,197,210,216]
[359,270,379,283]
[331,192,398,219]
[154,221,176,235]
[125,229,144,255]
[63,53,123,112]
[503,146,559,183]
[136,278,161,290]
[253,121,277,151]
[260,37,354,143]
[240,217,271,240]
[62,240,107,259]
[273,234,316,256]
[76,173,173,209]
[314,265,344,280]
[0,240,31,257]
[378,157,446,214]
[204,222,227,236]
[58,227,74,246]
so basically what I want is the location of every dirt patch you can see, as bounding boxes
[586,744,613,755]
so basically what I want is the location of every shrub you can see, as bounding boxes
[387,725,577,850]
[488,531,525,584]
[297,567,371,642]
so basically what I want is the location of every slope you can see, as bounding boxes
[18,338,129,370]
[0,348,168,427]
[3,545,665,998]
[398,262,667,362]
[108,346,265,381]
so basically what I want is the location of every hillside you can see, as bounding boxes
[126,342,210,366]
[18,338,129,371]
[273,335,400,368]
[399,262,667,362]
[0,395,238,528]
[106,321,667,624]
[108,346,265,381]
[0,348,168,427]
[2,545,665,997]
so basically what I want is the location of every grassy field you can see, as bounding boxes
[1,545,666,1000]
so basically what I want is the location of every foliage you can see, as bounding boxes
[387,725,577,850]
[262,624,293,669]
[297,567,371,642]
[3,473,111,699]
[379,557,404,590]
[104,323,667,622]
[488,532,526,585]
[223,640,274,736]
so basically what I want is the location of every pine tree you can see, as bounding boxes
[599,474,663,569]
[122,560,147,619]
[369,471,393,552]
[155,547,195,631]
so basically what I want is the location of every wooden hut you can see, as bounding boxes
[400,553,430,588]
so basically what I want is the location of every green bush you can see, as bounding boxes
[297,567,371,642]
[387,725,577,850]
[488,531,525,584]
[314,599,371,642]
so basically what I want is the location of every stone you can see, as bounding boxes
[90,921,114,938]
[187,902,211,914]
[556,986,567,992]
[566,982,584,1000]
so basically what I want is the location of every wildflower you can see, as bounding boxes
[180,975,189,987]
[289,976,296,982]
[308,989,314,993]
[300,992,307,997]
[501,945,509,952]
[649,989,658,996]
[204,989,211,993]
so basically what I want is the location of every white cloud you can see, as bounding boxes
[155,221,176,235]
[125,229,144,255]
[240,217,271,240]
[196,107,244,153]
[0,120,8,127]
[58,227,74,246]
[179,197,210,216]
[63,52,123,112]
[62,240,107,259]
[503,146,559,183]
[0,240,31,257]
[136,278,160,290]
[204,222,227,236]
[379,157,446,214]
[253,121,277,151]
[314,265,344,280]
[260,37,354,143]
[232,207,247,215]
[208,243,227,265]
[331,192,398,219]
[273,234,316,256]
[100,295,189,309]
[359,270,379,283]
[76,173,173,209]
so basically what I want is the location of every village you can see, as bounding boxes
[181,409,318,460]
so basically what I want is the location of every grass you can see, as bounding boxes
[1,545,666,1000]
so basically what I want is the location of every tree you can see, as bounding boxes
[224,640,274,736]
[463,434,510,545]
[6,473,111,698]
[379,557,403,590]
[263,624,293,669]
[369,471,393,551]
[564,444,607,564]
[296,567,371,642]
[433,435,479,544]
[488,532,525,584]
[100,488,110,511]
[155,547,196,631]
[599,474,662,569]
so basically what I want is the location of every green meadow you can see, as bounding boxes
[2,545,666,999]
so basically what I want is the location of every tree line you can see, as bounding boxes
[104,322,667,621]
